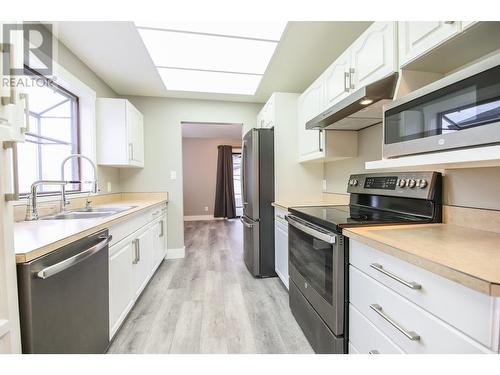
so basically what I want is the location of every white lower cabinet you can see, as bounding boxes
[274,207,289,289]
[108,204,168,339]
[348,239,500,354]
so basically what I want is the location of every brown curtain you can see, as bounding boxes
[214,145,236,219]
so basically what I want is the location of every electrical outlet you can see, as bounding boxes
[204,206,209,212]
[170,171,177,180]
[322,179,327,191]
[107,182,112,192]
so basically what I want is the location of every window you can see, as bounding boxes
[18,68,80,195]
[232,152,242,217]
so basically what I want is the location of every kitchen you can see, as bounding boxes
[2,1,500,373]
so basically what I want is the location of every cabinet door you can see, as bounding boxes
[160,212,168,259]
[324,49,351,109]
[126,103,144,166]
[131,227,153,298]
[297,81,324,161]
[274,217,289,289]
[398,21,460,67]
[109,241,134,337]
[351,22,396,88]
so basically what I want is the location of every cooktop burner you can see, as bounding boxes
[288,205,431,233]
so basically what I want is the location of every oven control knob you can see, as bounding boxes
[398,179,407,188]
[352,179,358,186]
[408,179,417,188]
[418,179,428,188]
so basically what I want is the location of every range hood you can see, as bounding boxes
[306,73,399,131]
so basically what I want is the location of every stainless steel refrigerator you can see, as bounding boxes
[240,128,276,278]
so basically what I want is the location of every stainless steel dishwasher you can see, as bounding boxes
[17,229,112,353]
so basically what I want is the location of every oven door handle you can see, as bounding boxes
[285,215,336,244]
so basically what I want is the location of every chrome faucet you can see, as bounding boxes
[25,180,81,221]
[60,154,99,212]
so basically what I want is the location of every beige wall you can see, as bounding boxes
[324,123,500,211]
[55,39,122,195]
[182,137,241,216]
[119,96,260,249]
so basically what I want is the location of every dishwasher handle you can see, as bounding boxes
[36,234,112,280]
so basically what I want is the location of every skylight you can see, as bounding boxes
[136,22,287,95]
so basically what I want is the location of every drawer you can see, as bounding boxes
[109,204,165,246]
[349,266,493,353]
[349,240,499,350]
[349,304,405,354]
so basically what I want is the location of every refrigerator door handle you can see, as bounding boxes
[240,216,254,227]
[241,140,247,206]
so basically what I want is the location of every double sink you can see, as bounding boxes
[41,206,137,220]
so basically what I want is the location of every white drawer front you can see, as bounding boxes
[109,205,164,247]
[350,240,498,350]
[350,266,493,354]
[349,304,405,354]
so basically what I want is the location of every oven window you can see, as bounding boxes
[384,65,500,145]
[289,226,333,304]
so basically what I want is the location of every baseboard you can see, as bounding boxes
[183,215,224,221]
[165,246,185,259]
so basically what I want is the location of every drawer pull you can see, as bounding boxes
[370,263,421,290]
[368,350,380,354]
[370,304,420,341]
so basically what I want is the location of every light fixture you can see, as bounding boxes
[135,22,287,95]
[138,28,277,74]
[135,22,287,41]
[158,68,261,95]
[359,98,374,106]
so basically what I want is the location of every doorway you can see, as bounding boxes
[181,122,243,221]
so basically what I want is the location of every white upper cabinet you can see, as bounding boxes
[257,94,276,129]
[297,78,325,161]
[398,21,461,67]
[324,49,352,109]
[350,21,397,88]
[97,98,144,168]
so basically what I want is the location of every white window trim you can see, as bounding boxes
[13,60,97,206]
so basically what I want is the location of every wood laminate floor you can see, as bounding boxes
[108,219,313,354]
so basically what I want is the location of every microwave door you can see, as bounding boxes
[242,130,259,220]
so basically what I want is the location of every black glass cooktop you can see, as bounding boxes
[288,205,431,233]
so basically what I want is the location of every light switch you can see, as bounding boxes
[170,171,177,180]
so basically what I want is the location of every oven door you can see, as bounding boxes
[286,215,344,336]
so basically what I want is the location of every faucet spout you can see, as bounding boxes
[60,154,99,212]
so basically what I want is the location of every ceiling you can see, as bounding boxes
[181,122,242,139]
[54,21,372,103]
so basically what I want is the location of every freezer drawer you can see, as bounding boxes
[242,216,260,277]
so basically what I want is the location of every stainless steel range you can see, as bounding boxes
[286,171,442,354]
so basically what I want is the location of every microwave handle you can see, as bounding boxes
[285,215,336,244]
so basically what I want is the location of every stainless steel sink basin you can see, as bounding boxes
[41,206,137,220]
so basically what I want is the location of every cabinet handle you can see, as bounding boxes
[159,220,164,237]
[444,21,455,24]
[1,43,16,106]
[368,350,380,354]
[370,263,421,289]
[132,239,140,264]
[344,72,350,92]
[349,68,355,90]
[3,141,20,201]
[318,130,323,152]
[19,93,30,133]
[369,304,420,341]
[277,215,286,220]
[129,142,134,161]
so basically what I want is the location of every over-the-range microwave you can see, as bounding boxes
[383,53,500,158]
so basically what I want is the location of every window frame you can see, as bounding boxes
[20,66,82,197]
